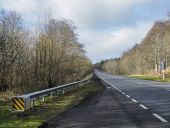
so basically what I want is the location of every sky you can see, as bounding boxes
[0,0,170,63]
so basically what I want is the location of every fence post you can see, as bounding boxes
[32,100,35,108]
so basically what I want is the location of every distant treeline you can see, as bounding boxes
[0,10,92,94]
[101,19,170,75]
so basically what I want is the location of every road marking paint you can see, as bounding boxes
[115,87,118,90]
[152,113,168,123]
[139,104,148,110]
[131,99,138,103]
[101,79,128,97]
[126,95,130,98]
[103,80,118,90]
[103,80,123,93]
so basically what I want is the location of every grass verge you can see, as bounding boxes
[128,75,170,82]
[0,80,102,128]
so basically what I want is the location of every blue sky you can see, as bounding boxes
[0,0,170,63]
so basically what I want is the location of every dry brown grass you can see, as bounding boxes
[0,90,16,101]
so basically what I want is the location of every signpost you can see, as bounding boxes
[160,61,165,80]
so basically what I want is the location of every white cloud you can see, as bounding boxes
[0,0,37,12]
[44,0,153,29]
[80,22,154,62]
[0,0,154,29]
[0,0,156,63]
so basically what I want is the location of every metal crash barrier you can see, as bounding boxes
[12,78,90,112]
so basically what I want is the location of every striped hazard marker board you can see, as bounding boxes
[12,97,25,111]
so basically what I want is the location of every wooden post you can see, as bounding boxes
[163,70,165,81]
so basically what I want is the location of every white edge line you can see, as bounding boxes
[152,113,168,123]
[98,76,169,123]
[102,79,120,91]
[139,104,148,110]
[101,78,131,100]
[131,99,138,103]
[126,95,130,98]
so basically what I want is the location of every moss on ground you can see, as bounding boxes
[0,80,102,128]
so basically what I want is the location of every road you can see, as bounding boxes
[47,70,170,128]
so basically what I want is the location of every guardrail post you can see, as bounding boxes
[32,100,35,108]
[11,78,90,112]
[42,97,45,102]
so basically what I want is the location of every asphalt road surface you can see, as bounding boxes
[48,71,170,128]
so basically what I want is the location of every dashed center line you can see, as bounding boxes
[139,104,148,110]
[126,95,130,98]
[100,77,169,124]
[115,87,118,90]
[131,99,138,103]
[152,113,168,123]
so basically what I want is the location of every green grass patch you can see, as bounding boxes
[128,75,170,82]
[0,80,101,128]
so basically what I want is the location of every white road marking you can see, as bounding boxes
[115,87,118,90]
[103,80,117,89]
[152,113,168,123]
[100,78,131,100]
[126,95,130,98]
[131,99,138,103]
[139,104,148,110]
[97,73,168,123]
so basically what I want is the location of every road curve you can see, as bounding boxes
[95,70,170,122]
[47,71,170,128]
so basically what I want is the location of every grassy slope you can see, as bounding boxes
[128,74,170,82]
[0,80,102,128]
